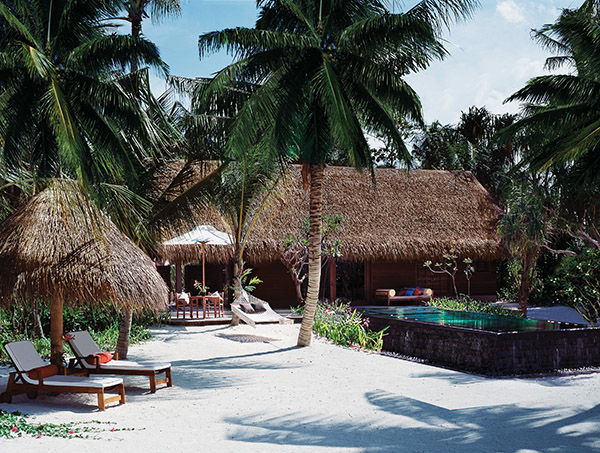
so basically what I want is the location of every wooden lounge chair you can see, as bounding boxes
[66,331,173,393]
[231,290,293,328]
[0,341,125,411]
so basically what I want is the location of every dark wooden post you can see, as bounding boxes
[365,261,372,304]
[175,261,183,293]
[329,257,336,302]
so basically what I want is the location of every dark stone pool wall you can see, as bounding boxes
[369,315,600,374]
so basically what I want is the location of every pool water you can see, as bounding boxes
[357,306,584,333]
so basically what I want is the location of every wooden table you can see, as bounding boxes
[188,295,223,319]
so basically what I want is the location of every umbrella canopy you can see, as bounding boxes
[0,182,168,363]
[163,224,232,246]
[163,225,233,290]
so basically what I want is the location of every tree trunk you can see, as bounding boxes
[297,164,324,347]
[518,255,532,317]
[32,300,45,339]
[232,250,244,300]
[115,309,132,359]
[293,276,304,306]
[50,295,63,366]
[115,9,143,360]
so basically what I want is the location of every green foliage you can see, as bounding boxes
[229,268,262,293]
[0,304,166,363]
[425,297,523,318]
[0,409,134,439]
[551,248,600,325]
[307,301,388,352]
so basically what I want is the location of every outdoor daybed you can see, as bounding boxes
[1,341,125,411]
[66,331,172,393]
[375,288,433,306]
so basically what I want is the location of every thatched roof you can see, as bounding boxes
[158,165,503,264]
[0,182,169,310]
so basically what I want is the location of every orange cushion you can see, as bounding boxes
[85,351,113,365]
[414,286,424,296]
[28,364,58,380]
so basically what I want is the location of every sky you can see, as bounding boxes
[143,0,583,125]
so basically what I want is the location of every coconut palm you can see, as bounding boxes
[503,0,600,183]
[0,0,169,358]
[198,0,478,346]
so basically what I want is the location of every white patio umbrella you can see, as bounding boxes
[164,225,232,290]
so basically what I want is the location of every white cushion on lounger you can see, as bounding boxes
[24,375,123,388]
[98,361,170,372]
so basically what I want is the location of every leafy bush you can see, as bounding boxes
[309,301,388,352]
[425,297,523,318]
[551,248,600,325]
[0,303,168,363]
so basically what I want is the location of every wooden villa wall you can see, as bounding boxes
[248,261,298,309]
[365,260,498,304]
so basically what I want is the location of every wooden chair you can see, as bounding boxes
[231,290,293,328]
[0,341,125,411]
[66,331,172,393]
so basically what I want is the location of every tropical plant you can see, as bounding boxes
[425,297,523,318]
[502,0,600,188]
[552,248,600,325]
[281,215,344,305]
[197,0,478,346]
[497,180,549,315]
[112,0,184,359]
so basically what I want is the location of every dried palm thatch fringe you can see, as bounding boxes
[0,181,168,311]
[157,165,505,264]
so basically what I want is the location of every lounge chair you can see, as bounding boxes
[0,341,125,411]
[231,290,293,328]
[66,331,172,393]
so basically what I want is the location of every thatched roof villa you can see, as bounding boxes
[158,164,504,307]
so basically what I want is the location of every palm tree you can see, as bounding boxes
[198,0,478,346]
[0,0,168,362]
[0,0,167,200]
[113,0,183,358]
[503,0,600,183]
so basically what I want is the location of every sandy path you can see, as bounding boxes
[1,323,599,452]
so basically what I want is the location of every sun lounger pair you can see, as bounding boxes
[1,333,172,410]
[1,341,125,411]
[231,290,293,328]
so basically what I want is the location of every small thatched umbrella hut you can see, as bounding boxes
[0,182,168,364]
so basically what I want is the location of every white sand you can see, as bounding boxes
[1,322,600,452]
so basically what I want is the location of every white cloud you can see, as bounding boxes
[496,0,526,23]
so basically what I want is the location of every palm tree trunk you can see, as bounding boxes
[518,255,532,317]
[50,295,63,366]
[115,7,143,360]
[115,309,132,359]
[233,249,244,300]
[297,164,324,347]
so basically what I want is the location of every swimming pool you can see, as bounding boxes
[358,306,583,333]
[359,306,600,374]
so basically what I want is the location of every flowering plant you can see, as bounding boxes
[311,301,387,352]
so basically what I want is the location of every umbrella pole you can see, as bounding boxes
[50,294,64,366]
[202,242,206,290]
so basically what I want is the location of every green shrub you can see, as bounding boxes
[551,248,600,325]
[308,301,388,352]
[425,297,523,317]
[0,303,168,363]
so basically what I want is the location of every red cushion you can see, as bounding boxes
[85,351,113,365]
[28,364,58,380]
[414,286,424,296]
[396,288,407,296]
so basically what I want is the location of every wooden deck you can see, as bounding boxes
[168,308,302,327]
